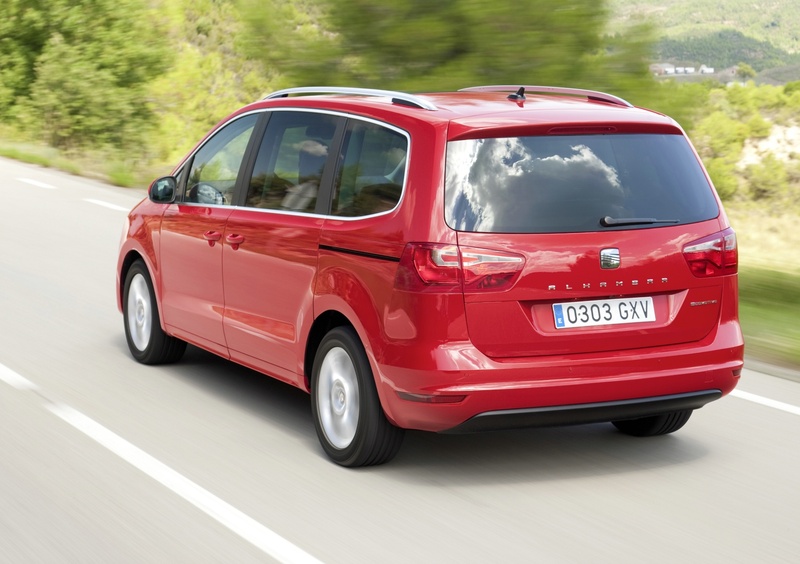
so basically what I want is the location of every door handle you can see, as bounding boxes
[203,230,222,247]
[226,233,245,250]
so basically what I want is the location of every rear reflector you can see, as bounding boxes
[683,227,737,277]
[396,391,467,404]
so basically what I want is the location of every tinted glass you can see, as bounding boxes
[185,114,258,205]
[445,134,719,233]
[331,120,408,217]
[246,111,338,213]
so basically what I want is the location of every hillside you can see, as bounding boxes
[657,30,800,72]
[609,0,800,53]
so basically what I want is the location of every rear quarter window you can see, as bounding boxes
[331,120,408,217]
[445,134,719,233]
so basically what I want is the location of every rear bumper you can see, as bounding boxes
[373,320,743,432]
[443,390,722,433]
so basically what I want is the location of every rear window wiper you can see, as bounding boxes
[600,216,680,227]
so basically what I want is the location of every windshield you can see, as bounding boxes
[445,134,719,233]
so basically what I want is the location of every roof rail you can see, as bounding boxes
[459,85,633,108]
[264,87,438,111]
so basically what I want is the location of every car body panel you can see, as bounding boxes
[456,220,730,358]
[222,208,323,381]
[158,204,232,355]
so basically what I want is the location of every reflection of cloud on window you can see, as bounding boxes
[541,145,621,189]
[445,138,493,230]
[447,138,624,232]
[447,138,535,231]
[295,140,329,157]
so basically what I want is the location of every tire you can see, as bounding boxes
[123,260,186,365]
[612,409,693,437]
[311,327,404,467]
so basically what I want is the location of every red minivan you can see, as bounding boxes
[117,86,743,466]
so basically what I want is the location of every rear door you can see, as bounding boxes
[445,132,730,358]
[222,110,342,378]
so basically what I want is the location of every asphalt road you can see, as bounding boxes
[1,156,799,563]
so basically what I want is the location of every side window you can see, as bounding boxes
[185,114,258,205]
[246,111,338,212]
[332,121,408,217]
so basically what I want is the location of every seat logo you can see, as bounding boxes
[600,248,621,269]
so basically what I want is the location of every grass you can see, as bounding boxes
[724,204,799,369]
[107,162,138,188]
[0,144,55,167]
[0,137,164,188]
[739,268,800,368]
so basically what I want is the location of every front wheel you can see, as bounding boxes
[123,260,186,365]
[612,410,692,437]
[311,327,404,467]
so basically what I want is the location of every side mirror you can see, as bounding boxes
[149,176,177,204]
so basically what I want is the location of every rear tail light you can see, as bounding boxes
[683,227,737,277]
[412,244,461,286]
[460,248,525,290]
[395,243,525,292]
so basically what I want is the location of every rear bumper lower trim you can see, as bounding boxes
[442,389,722,434]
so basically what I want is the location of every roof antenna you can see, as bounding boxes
[507,87,526,101]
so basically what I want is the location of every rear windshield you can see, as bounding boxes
[445,134,719,233]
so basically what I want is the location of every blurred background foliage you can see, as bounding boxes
[0,0,798,362]
[2,0,798,214]
[0,0,172,149]
[0,0,681,161]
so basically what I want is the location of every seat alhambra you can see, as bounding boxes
[117,86,743,466]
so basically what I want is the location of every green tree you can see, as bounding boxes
[0,0,48,115]
[693,110,749,160]
[745,154,789,200]
[147,0,268,162]
[704,157,739,200]
[747,113,772,139]
[691,109,751,201]
[785,81,800,96]
[736,62,757,80]
[237,0,335,88]
[240,0,655,94]
[642,81,712,132]
[0,0,172,149]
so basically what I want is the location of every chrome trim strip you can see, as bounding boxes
[265,87,438,111]
[175,108,411,221]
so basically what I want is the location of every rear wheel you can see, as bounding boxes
[311,327,404,467]
[123,260,186,365]
[612,410,692,437]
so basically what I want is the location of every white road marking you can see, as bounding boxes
[731,389,800,417]
[84,198,130,212]
[46,402,324,564]
[0,363,40,390]
[3,358,797,562]
[17,177,56,190]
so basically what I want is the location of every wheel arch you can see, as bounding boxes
[304,310,353,391]
[304,308,401,428]
[118,249,167,333]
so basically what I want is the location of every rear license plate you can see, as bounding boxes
[552,297,655,329]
